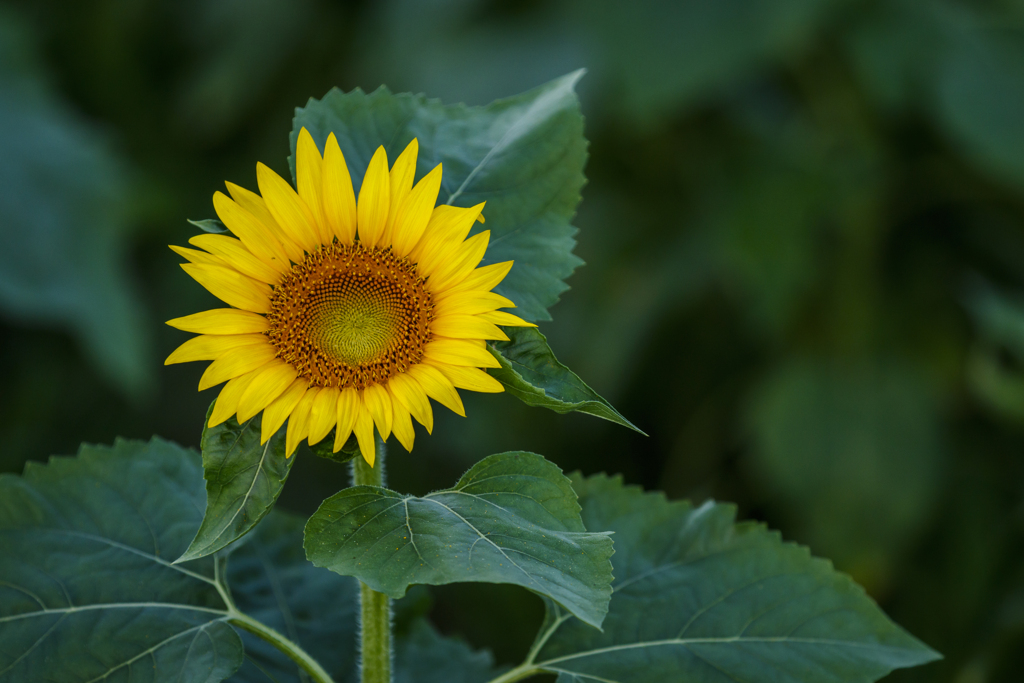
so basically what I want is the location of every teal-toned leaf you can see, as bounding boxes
[177,405,294,563]
[524,474,940,683]
[0,438,242,683]
[489,326,643,434]
[394,620,507,683]
[963,280,1024,422]
[227,512,359,683]
[746,359,944,585]
[290,71,587,322]
[0,15,151,396]
[304,452,614,629]
[189,217,229,233]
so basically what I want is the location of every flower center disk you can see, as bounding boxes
[266,242,433,389]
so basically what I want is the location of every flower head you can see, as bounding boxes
[166,129,532,465]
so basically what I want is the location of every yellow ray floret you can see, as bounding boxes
[166,130,535,466]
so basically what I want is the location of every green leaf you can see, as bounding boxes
[489,326,643,434]
[746,359,944,584]
[394,621,506,683]
[0,438,243,683]
[524,474,940,683]
[0,15,151,396]
[290,71,587,322]
[226,512,359,683]
[177,405,294,563]
[304,452,614,629]
[189,217,229,233]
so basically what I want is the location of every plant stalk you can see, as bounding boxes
[230,611,335,683]
[352,439,392,683]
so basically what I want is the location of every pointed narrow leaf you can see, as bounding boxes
[304,452,614,628]
[489,326,643,434]
[177,406,294,563]
[0,438,242,683]
[525,474,941,683]
[290,71,587,322]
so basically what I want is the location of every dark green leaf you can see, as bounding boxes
[489,326,643,434]
[746,359,944,583]
[0,20,151,396]
[177,405,294,563]
[394,620,506,683]
[525,474,940,683]
[227,512,359,683]
[0,438,242,683]
[304,452,614,628]
[290,71,587,322]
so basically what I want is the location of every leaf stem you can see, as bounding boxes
[352,438,392,683]
[229,611,335,683]
[484,664,545,683]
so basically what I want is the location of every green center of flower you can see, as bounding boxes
[266,242,434,389]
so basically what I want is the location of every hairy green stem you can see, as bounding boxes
[353,439,392,683]
[230,611,335,683]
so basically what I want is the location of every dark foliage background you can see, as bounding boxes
[2,0,1023,680]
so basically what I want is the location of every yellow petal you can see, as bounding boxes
[189,234,282,285]
[353,401,376,466]
[322,133,358,244]
[430,314,508,341]
[383,139,418,245]
[391,398,415,452]
[477,310,536,327]
[428,230,490,293]
[391,163,443,258]
[410,203,483,276]
[209,369,262,428]
[435,260,514,300]
[257,162,321,251]
[362,383,393,441]
[423,338,501,368]
[181,263,272,313]
[165,333,267,365]
[226,181,305,263]
[407,363,465,417]
[171,245,226,268]
[434,363,504,394]
[262,378,308,444]
[237,361,298,423]
[212,192,291,271]
[433,291,515,317]
[386,373,433,434]
[333,387,360,452]
[296,127,332,245]
[166,309,269,335]
[308,386,340,445]
[357,146,390,248]
[199,344,278,391]
[286,387,319,457]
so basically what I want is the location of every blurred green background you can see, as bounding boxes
[3,0,1024,680]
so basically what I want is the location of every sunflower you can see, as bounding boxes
[165,128,532,466]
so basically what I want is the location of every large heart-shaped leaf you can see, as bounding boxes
[304,452,614,629]
[489,326,642,433]
[290,71,587,322]
[0,438,242,683]
[519,474,940,683]
[178,405,294,563]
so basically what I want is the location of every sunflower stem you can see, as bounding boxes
[352,437,392,683]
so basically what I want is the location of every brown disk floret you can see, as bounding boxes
[265,242,433,389]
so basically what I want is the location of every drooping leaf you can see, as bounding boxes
[489,326,643,434]
[0,16,150,396]
[746,358,944,585]
[523,473,940,683]
[304,451,614,629]
[177,405,294,563]
[290,71,587,322]
[0,438,243,683]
